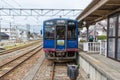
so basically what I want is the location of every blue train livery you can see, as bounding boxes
[43,18,79,62]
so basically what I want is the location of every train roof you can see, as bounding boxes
[43,18,78,22]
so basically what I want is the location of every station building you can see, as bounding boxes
[77,0,120,61]
[76,0,120,80]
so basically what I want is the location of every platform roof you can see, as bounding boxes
[76,0,120,27]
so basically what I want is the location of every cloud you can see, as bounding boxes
[18,0,92,9]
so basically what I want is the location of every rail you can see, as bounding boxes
[0,45,42,78]
[51,62,55,80]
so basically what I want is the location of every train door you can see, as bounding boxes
[56,26,66,50]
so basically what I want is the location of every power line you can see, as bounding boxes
[1,0,39,24]
[1,0,22,8]
[2,0,39,24]
[12,0,22,8]
[2,0,15,8]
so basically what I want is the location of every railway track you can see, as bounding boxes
[0,40,41,55]
[51,62,55,80]
[0,45,42,79]
[50,62,70,80]
[51,62,83,80]
[32,58,84,80]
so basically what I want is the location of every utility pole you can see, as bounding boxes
[26,24,30,41]
[0,0,1,42]
[86,26,89,41]
[15,26,18,43]
[0,20,1,42]
[94,24,96,42]
[10,22,11,40]
[0,18,2,42]
[33,28,35,39]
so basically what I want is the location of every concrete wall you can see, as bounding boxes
[80,57,108,80]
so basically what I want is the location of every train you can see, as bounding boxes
[43,18,79,62]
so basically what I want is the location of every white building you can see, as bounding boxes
[1,27,29,42]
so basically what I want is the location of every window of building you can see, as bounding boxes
[108,15,117,59]
[117,38,120,60]
[108,13,120,61]
[117,14,120,60]
[108,38,115,58]
[109,16,117,36]
[118,15,120,36]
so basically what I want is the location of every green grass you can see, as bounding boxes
[4,43,26,50]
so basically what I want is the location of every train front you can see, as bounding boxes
[43,19,78,62]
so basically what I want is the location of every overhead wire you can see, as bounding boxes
[1,0,38,25]
[1,0,15,8]
[12,0,22,8]
[0,0,41,32]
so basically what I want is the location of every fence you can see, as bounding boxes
[80,41,107,57]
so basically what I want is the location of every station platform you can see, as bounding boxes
[79,52,120,80]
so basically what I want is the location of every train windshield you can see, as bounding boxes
[56,26,65,39]
[67,21,76,39]
[44,23,55,39]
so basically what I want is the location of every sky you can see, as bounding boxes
[0,0,92,33]
[5,0,92,9]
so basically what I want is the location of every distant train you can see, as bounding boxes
[43,18,79,62]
